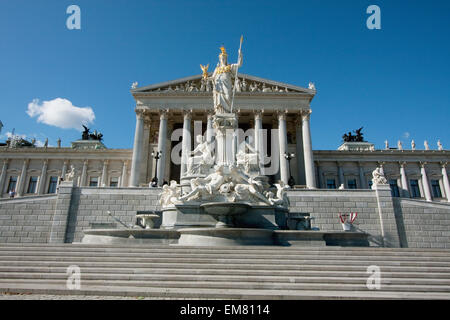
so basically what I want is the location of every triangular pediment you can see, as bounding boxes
[131,73,315,95]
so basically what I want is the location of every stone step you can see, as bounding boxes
[1,260,449,273]
[1,266,449,279]
[0,278,449,293]
[1,283,449,300]
[1,250,449,262]
[1,272,449,286]
[1,244,450,255]
[1,256,449,267]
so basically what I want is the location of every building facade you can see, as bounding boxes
[1,73,449,202]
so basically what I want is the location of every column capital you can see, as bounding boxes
[2,159,9,166]
[83,159,89,166]
[135,108,146,119]
[377,161,385,167]
[183,109,193,120]
[22,159,29,166]
[419,161,427,168]
[159,109,169,120]
[42,159,49,165]
[357,161,366,167]
[336,161,344,167]
[103,159,109,165]
[123,159,129,166]
[206,110,214,120]
[399,161,407,168]
[254,110,264,120]
[277,110,288,121]
[301,109,312,121]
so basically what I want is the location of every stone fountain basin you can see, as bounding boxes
[200,202,250,216]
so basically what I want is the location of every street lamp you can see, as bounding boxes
[150,151,161,187]
[284,152,296,188]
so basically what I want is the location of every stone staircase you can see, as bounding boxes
[0,244,449,299]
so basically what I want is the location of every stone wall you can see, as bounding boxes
[65,187,161,243]
[286,185,400,247]
[0,195,57,243]
[392,198,450,248]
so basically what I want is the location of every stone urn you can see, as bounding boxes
[136,214,160,229]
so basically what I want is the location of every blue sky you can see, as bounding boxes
[0,0,449,150]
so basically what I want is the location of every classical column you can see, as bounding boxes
[16,159,29,197]
[0,159,9,196]
[80,160,88,187]
[295,115,305,185]
[277,111,289,184]
[206,111,214,144]
[121,160,129,187]
[100,160,109,187]
[140,118,151,185]
[420,162,432,201]
[399,162,410,198]
[440,162,450,202]
[337,162,344,187]
[358,162,366,189]
[180,110,192,178]
[302,110,316,188]
[130,109,145,187]
[37,159,48,195]
[254,110,264,169]
[156,110,168,186]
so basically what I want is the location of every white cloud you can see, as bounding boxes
[26,98,95,130]
[402,132,410,139]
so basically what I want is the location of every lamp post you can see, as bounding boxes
[284,152,296,188]
[150,151,161,187]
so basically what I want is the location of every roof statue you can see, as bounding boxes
[342,127,365,143]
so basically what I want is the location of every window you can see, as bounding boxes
[89,177,99,187]
[326,179,336,189]
[347,179,357,189]
[110,177,119,187]
[389,179,400,197]
[47,176,58,194]
[410,179,421,198]
[7,176,17,193]
[27,177,38,194]
[431,180,442,198]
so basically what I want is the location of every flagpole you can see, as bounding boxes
[230,35,243,113]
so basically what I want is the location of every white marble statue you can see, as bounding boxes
[371,167,388,185]
[308,82,316,91]
[424,140,430,150]
[236,136,259,174]
[265,182,290,206]
[159,180,181,206]
[131,82,138,89]
[397,140,403,150]
[438,140,443,151]
[384,140,389,150]
[180,166,226,202]
[64,165,76,182]
[186,135,215,175]
[411,140,416,150]
[203,46,243,114]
